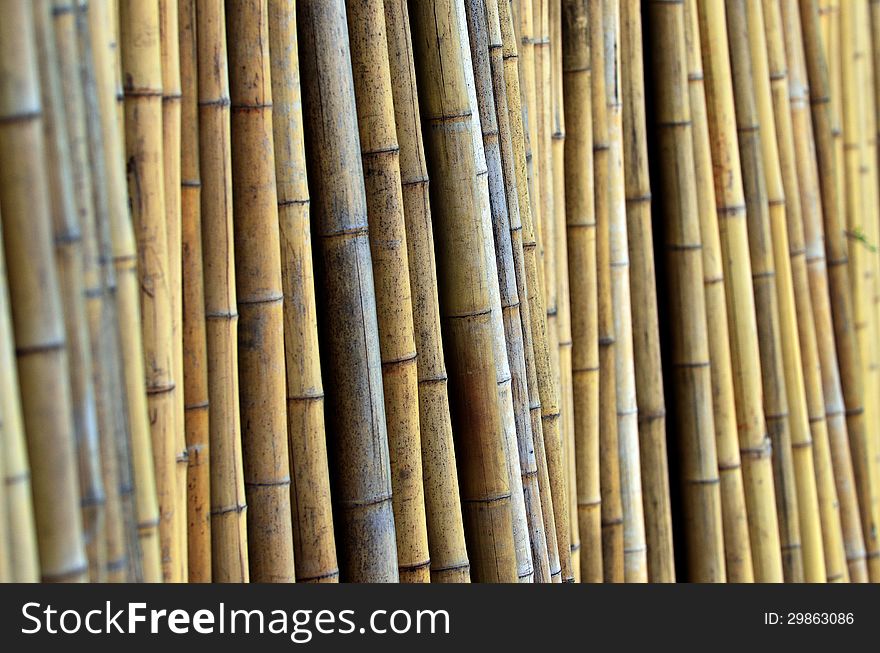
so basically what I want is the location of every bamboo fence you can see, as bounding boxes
[1,0,880,585]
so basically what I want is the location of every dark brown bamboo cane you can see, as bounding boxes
[225,0,296,583]
[697,0,785,582]
[603,0,648,583]
[178,0,210,583]
[621,0,675,583]
[346,0,431,584]
[0,209,40,582]
[409,0,519,582]
[458,0,534,583]
[648,0,726,583]
[590,0,624,582]
[37,0,106,581]
[764,0,848,582]
[501,0,563,583]
[119,0,182,582]
[561,0,602,584]
[196,0,248,583]
[159,0,188,584]
[684,0,755,582]
[266,0,339,584]
[0,0,88,582]
[89,0,162,582]
[299,0,399,583]
[727,0,807,583]
[550,0,579,580]
[383,0,471,583]
[798,0,880,581]
[468,0,552,583]
[782,0,869,581]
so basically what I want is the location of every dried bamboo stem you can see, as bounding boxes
[196,0,248,583]
[299,0,399,583]
[383,0,471,583]
[797,0,877,581]
[764,0,848,582]
[178,0,210,583]
[226,0,295,583]
[0,0,88,582]
[267,0,338,584]
[648,0,726,583]
[603,0,648,583]
[621,0,674,583]
[697,0,784,582]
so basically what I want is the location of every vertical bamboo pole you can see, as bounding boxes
[0,0,88,582]
[345,0,431,584]
[684,0,755,582]
[0,209,39,582]
[798,0,879,581]
[225,0,295,583]
[551,0,579,580]
[90,0,162,582]
[697,0,784,582]
[37,0,107,581]
[590,0,624,582]
[409,0,519,582]
[159,0,188,584]
[467,0,552,582]
[299,0,399,583]
[500,0,562,583]
[603,0,648,583]
[561,0,602,584]
[764,0,848,582]
[119,0,181,582]
[266,0,338,584]
[457,0,535,583]
[383,0,471,583]
[0,265,9,579]
[178,0,210,583]
[196,0,248,583]
[840,0,880,583]
[782,0,868,581]
[648,0,726,583]
[621,0,674,583]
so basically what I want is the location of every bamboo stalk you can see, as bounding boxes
[603,0,648,583]
[500,0,563,583]
[468,0,552,582]
[551,0,579,580]
[782,0,869,581]
[764,0,849,582]
[119,0,181,582]
[797,0,878,581]
[0,0,88,582]
[457,0,535,583]
[684,0,755,582]
[196,0,248,583]
[621,0,674,583]
[266,0,338,584]
[37,0,107,581]
[561,0,602,584]
[178,0,210,583]
[346,0,431,584]
[299,0,399,583]
[90,0,162,582]
[383,0,471,583]
[409,0,519,582]
[648,0,726,583]
[159,0,188,584]
[0,208,40,582]
[590,0,624,582]
[226,0,295,583]
[697,0,784,582]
